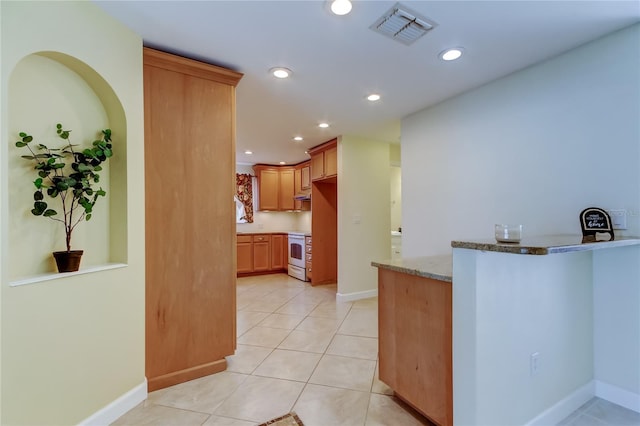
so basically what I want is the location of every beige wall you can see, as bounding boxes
[1,2,145,424]
[337,136,391,299]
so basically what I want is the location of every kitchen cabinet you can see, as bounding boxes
[237,235,253,274]
[301,163,311,190]
[279,168,295,211]
[271,234,286,270]
[236,233,288,276]
[309,139,337,182]
[253,234,270,271]
[377,268,452,426]
[253,165,295,211]
[144,47,242,391]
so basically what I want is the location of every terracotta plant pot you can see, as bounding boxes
[52,250,84,273]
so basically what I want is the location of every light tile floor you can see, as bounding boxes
[113,273,639,426]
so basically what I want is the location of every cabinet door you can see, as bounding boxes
[325,146,337,177]
[237,241,253,273]
[271,234,285,270]
[253,236,271,271]
[279,169,295,211]
[310,153,325,181]
[294,168,302,194]
[258,169,279,211]
[301,164,311,189]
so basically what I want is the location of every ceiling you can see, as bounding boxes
[94,0,639,166]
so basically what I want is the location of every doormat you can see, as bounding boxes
[257,411,304,426]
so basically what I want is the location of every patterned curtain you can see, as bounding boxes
[236,173,254,223]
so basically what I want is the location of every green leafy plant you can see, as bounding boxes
[15,123,113,252]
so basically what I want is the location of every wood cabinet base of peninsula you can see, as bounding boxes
[378,269,452,426]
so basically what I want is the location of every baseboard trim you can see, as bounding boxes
[336,288,378,303]
[79,379,147,426]
[595,380,640,413]
[147,358,227,392]
[525,381,594,426]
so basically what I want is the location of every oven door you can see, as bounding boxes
[288,235,306,268]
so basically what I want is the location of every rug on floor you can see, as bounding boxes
[257,412,304,426]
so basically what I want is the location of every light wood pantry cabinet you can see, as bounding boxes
[309,139,337,285]
[236,233,288,276]
[144,48,243,391]
[309,139,337,182]
[377,268,453,426]
[253,165,295,211]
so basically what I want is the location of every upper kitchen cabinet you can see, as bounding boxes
[309,139,337,182]
[301,162,311,190]
[143,47,242,391]
[253,165,295,211]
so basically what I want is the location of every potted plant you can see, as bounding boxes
[14,123,113,272]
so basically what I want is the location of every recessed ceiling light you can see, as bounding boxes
[439,48,464,61]
[318,122,330,128]
[270,67,292,78]
[244,150,253,155]
[331,0,352,15]
[367,94,381,102]
[279,161,286,165]
[293,136,304,141]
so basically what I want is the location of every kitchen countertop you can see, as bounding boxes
[451,235,640,255]
[237,230,311,236]
[371,255,452,282]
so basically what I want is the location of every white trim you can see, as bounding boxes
[595,380,640,413]
[525,381,594,426]
[336,288,378,303]
[78,379,147,426]
[9,263,127,287]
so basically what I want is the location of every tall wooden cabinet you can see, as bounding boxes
[144,48,243,391]
[309,139,338,285]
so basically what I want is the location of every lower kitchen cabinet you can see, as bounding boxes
[252,234,271,272]
[237,235,253,274]
[271,234,286,270]
[236,233,288,276]
[378,268,453,426]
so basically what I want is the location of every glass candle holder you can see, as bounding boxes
[495,224,523,243]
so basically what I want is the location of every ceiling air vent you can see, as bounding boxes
[370,3,437,46]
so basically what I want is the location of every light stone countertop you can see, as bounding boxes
[237,230,311,236]
[371,255,452,282]
[451,235,640,255]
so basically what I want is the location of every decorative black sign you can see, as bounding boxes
[580,207,614,243]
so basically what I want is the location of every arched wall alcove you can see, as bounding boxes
[8,51,128,281]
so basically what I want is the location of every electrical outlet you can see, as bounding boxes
[608,209,627,230]
[530,352,540,376]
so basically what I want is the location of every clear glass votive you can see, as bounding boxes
[495,224,523,243]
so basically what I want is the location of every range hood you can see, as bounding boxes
[294,190,311,201]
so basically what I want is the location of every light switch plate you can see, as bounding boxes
[608,209,627,230]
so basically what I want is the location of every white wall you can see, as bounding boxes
[402,24,640,257]
[337,135,391,299]
[1,2,145,424]
[236,164,310,233]
[453,249,594,425]
[593,245,640,410]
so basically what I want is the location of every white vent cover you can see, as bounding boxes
[370,3,437,45]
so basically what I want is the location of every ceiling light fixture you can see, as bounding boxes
[293,136,303,141]
[439,47,464,61]
[367,94,381,102]
[318,122,330,128]
[244,150,253,155]
[331,0,352,15]
[270,67,292,78]
[279,161,286,165]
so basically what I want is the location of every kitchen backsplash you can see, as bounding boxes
[237,210,311,233]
